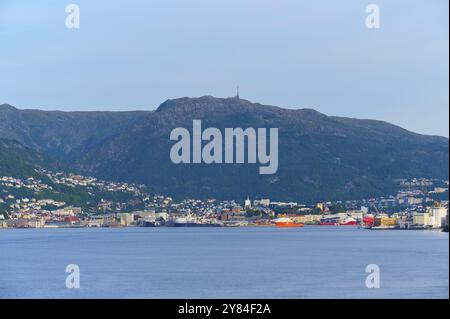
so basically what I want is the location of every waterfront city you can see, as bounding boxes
[1,169,448,231]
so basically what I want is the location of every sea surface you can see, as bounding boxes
[0,226,448,298]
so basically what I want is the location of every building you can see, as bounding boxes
[430,207,447,228]
[118,213,134,226]
[256,199,270,207]
[244,196,251,209]
[413,212,431,226]
[253,199,270,207]
[135,210,156,219]
[53,206,81,216]
[156,212,170,220]
[413,207,447,228]
[303,214,322,224]
[316,203,325,212]
[408,197,423,206]
[65,216,80,224]
[86,216,104,227]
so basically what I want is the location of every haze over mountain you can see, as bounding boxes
[0,97,448,203]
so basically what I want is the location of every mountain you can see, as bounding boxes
[0,98,448,202]
[0,138,57,178]
[0,104,148,163]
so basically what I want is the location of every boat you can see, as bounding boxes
[319,217,340,226]
[319,216,358,226]
[140,220,156,227]
[104,222,124,228]
[169,216,221,227]
[363,214,375,226]
[274,217,304,228]
[339,217,357,226]
[368,225,399,230]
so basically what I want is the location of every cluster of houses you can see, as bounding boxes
[0,176,53,194]
[44,170,144,194]
[1,171,448,230]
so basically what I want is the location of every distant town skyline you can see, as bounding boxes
[1,0,448,137]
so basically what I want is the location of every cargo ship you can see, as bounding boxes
[274,217,304,228]
[367,225,398,230]
[319,216,357,226]
[140,219,164,227]
[363,214,375,226]
[168,216,221,227]
[365,216,398,230]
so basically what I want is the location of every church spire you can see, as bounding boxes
[245,195,251,209]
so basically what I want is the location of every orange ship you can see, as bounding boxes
[274,217,304,228]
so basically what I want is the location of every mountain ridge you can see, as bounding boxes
[4,99,446,140]
[1,97,448,202]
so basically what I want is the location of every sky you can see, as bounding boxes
[0,0,448,137]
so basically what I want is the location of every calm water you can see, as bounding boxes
[0,226,448,298]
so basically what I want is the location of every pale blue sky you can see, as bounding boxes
[1,0,448,136]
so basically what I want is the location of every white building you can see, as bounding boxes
[413,212,431,226]
[244,196,251,209]
[253,199,270,207]
[413,207,448,228]
[118,213,134,226]
[430,207,447,228]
